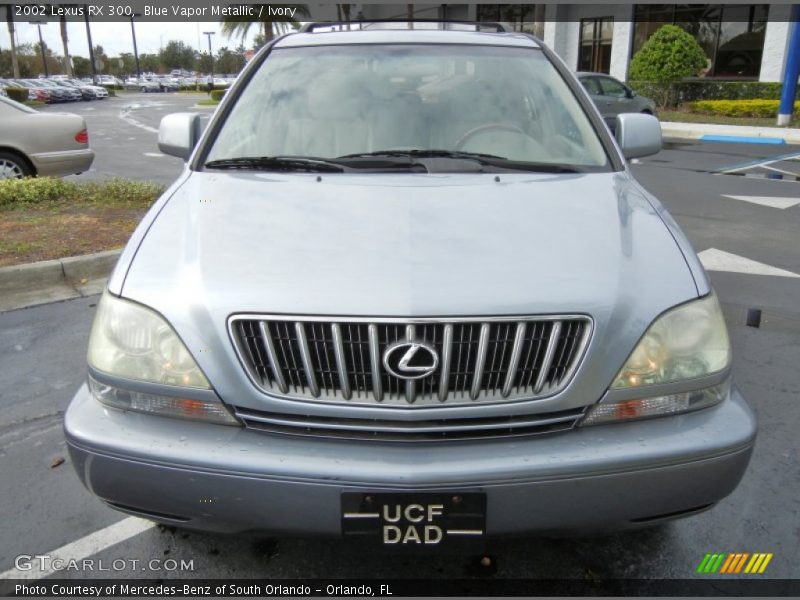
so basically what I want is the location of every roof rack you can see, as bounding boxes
[299,20,513,34]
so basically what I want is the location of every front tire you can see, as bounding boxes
[0,151,34,179]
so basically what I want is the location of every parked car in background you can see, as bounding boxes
[38,79,82,102]
[0,94,93,179]
[64,78,108,99]
[2,79,49,102]
[52,79,94,101]
[65,23,754,542]
[157,77,179,92]
[577,72,657,133]
[138,78,162,93]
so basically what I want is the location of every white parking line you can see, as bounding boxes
[118,106,158,134]
[698,248,800,278]
[722,195,800,210]
[0,517,155,580]
[143,152,165,158]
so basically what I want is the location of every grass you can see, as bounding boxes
[0,177,164,268]
[196,98,220,106]
[660,109,796,128]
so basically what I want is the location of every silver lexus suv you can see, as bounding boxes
[65,22,756,546]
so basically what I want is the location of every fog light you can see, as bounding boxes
[580,380,730,426]
[88,375,239,425]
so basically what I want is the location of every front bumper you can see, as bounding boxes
[65,384,756,536]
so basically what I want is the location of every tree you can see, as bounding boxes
[629,24,708,108]
[159,40,195,70]
[220,4,309,44]
[59,13,72,76]
[72,55,91,77]
[215,46,245,74]
[93,45,108,72]
[139,53,160,73]
[5,5,20,78]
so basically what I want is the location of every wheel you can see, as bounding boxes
[641,109,653,115]
[0,151,33,179]
[454,123,529,151]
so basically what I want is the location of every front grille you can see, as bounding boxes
[230,315,591,406]
[233,405,587,442]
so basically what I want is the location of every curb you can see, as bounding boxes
[661,121,800,144]
[0,250,120,312]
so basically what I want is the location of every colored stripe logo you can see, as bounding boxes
[697,553,773,574]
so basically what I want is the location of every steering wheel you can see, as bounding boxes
[454,123,529,151]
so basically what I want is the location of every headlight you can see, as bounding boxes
[88,292,209,388]
[87,293,238,424]
[611,293,730,389]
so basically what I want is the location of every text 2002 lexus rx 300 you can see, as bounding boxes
[65,22,756,546]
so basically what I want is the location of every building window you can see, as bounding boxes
[476,4,537,33]
[632,4,769,79]
[578,18,614,73]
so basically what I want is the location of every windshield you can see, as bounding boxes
[205,44,609,171]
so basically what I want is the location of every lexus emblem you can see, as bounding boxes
[383,341,439,380]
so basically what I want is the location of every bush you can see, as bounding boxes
[629,25,708,107]
[101,85,118,96]
[629,80,798,110]
[6,87,28,103]
[210,88,226,102]
[0,177,163,208]
[687,99,800,118]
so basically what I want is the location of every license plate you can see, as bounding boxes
[341,492,486,549]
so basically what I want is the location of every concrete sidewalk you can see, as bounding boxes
[661,121,800,144]
[0,250,120,312]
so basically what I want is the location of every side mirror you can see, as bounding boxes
[615,113,661,159]
[158,112,204,160]
[626,88,636,99]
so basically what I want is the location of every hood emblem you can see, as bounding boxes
[383,341,439,380]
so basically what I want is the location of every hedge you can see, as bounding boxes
[687,99,800,118]
[628,80,793,107]
[6,87,28,103]
[210,88,227,102]
[0,177,163,208]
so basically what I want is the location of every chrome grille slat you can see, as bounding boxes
[294,322,320,398]
[534,321,562,394]
[502,322,526,398]
[231,315,591,408]
[470,323,491,400]
[368,324,383,402]
[331,324,351,400]
[438,324,453,402]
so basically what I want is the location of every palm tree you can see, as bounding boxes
[220,4,309,44]
[5,5,20,78]
[59,12,73,77]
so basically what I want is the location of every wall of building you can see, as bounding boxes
[543,4,634,79]
[760,4,793,82]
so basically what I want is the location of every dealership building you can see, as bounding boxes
[356,4,796,83]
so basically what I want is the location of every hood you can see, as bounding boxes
[119,171,699,412]
[123,171,696,316]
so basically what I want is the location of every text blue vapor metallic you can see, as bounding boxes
[65,23,756,544]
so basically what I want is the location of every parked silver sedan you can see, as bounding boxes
[0,95,94,179]
[578,72,657,132]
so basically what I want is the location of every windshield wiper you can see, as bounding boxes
[338,149,507,161]
[336,150,582,173]
[204,156,345,173]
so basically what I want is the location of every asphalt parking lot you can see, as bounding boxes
[1,94,799,585]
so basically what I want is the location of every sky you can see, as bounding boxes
[0,21,257,58]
